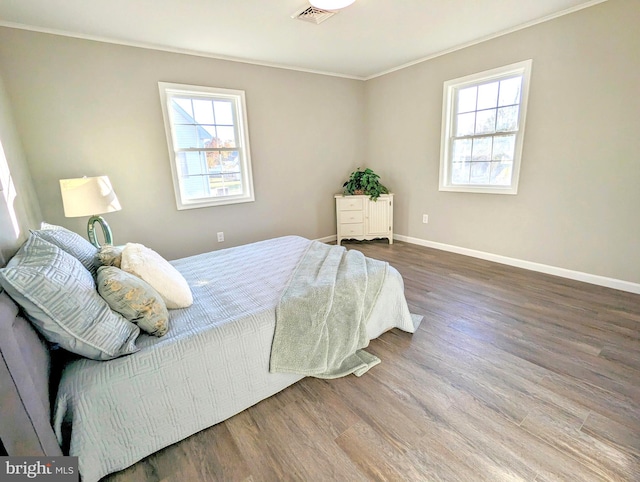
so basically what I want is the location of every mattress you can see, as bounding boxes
[52,236,416,481]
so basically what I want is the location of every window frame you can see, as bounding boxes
[158,82,255,210]
[439,59,533,195]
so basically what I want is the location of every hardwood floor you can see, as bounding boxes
[105,240,640,481]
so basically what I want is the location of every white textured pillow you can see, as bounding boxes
[120,243,193,309]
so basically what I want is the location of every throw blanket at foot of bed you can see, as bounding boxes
[270,241,389,378]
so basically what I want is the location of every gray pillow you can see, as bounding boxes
[97,266,169,337]
[31,222,98,276]
[0,235,140,360]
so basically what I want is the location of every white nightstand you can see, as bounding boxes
[335,193,393,245]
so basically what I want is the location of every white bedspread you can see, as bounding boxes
[52,236,417,481]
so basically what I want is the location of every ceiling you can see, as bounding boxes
[0,0,604,79]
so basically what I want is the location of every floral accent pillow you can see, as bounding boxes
[97,266,169,337]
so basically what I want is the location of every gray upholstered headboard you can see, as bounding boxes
[0,290,62,456]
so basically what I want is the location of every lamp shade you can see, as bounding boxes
[59,176,121,217]
[310,0,355,10]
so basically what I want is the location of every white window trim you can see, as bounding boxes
[158,82,255,210]
[439,59,533,195]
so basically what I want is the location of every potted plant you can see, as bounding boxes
[342,168,389,201]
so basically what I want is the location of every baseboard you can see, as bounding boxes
[393,234,640,295]
[316,234,337,243]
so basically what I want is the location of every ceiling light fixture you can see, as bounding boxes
[309,0,355,11]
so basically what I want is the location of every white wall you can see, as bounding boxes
[0,0,638,285]
[0,29,364,260]
[364,0,640,284]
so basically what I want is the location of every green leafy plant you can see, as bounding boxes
[342,168,389,201]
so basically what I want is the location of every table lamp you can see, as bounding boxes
[59,176,122,248]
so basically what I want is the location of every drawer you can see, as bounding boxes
[337,197,363,211]
[339,211,363,224]
[340,223,364,236]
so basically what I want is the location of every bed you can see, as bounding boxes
[0,233,419,481]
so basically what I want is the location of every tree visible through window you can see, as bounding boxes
[159,82,254,209]
[439,60,532,194]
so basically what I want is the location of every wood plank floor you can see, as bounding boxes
[105,240,640,481]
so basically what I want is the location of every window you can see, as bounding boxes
[439,60,532,194]
[158,82,254,209]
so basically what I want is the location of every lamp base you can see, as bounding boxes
[87,215,114,248]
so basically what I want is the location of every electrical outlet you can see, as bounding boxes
[422,214,429,224]
[217,232,224,242]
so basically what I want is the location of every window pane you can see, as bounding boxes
[176,152,188,176]
[496,106,519,132]
[179,151,207,175]
[209,172,243,196]
[456,112,475,136]
[174,125,198,149]
[457,86,477,113]
[222,170,241,181]
[197,127,212,148]
[477,81,499,110]
[451,162,471,184]
[202,125,216,138]
[490,161,513,185]
[226,185,243,196]
[492,135,516,161]
[172,98,193,117]
[498,76,522,107]
[221,150,240,171]
[181,175,210,200]
[475,109,496,134]
[204,136,221,148]
[452,139,472,163]
[214,100,234,125]
[216,126,237,147]
[205,151,222,171]
[471,137,492,161]
[222,173,243,195]
[469,162,491,184]
[193,99,214,124]
[208,173,225,196]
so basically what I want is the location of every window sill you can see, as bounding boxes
[439,185,518,195]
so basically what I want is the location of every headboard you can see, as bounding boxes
[0,290,62,456]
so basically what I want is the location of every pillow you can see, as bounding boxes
[120,243,193,309]
[31,222,98,276]
[96,245,123,268]
[0,236,140,360]
[97,266,169,337]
